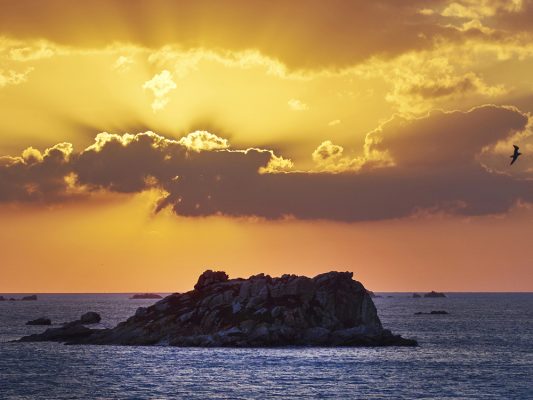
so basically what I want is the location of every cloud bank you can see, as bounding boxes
[0,105,531,221]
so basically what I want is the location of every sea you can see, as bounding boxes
[0,293,531,399]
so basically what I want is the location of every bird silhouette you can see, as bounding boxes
[510,145,521,165]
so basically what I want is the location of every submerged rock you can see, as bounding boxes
[19,270,417,347]
[412,293,421,298]
[424,291,446,298]
[130,293,163,300]
[26,318,52,326]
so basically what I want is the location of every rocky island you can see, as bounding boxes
[19,270,417,347]
[130,293,163,300]
[424,291,446,298]
[0,295,38,301]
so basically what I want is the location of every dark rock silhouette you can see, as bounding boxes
[415,310,449,315]
[510,145,521,165]
[413,293,421,298]
[424,291,446,298]
[130,293,163,299]
[18,312,101,342]
[26,318,52,326]
[18,270,416,347]
[3,295,38,301]
[79,312,101,324]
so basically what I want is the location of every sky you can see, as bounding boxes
[0,0,532,292]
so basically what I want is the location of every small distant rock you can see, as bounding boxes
[79,312,101,324]
[424,291,446,298]
[130,293,163,299]
[26,318,52,326]
[21,295,38,301]
[0,296,5,301]
[414,310,449,315]
[413,293,421,298]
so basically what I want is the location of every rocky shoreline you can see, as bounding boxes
[18,270,417,347]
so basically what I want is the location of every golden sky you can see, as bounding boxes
[0,0,532,292]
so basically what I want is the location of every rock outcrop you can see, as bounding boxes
[412,293,421,298]
[19,312,101,343]
[26,318,52,326]
[79,312,101,324]
[19,270,416,347]
[424,291,446,298]
[130,293,163,299]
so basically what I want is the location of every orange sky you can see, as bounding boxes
[0,0,532,292]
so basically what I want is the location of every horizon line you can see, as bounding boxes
[1,291,532,295]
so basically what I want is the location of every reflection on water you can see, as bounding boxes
[0,293,532,399]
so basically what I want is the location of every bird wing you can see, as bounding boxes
[513,145,519,150]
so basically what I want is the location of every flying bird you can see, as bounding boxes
[510,145,521,165]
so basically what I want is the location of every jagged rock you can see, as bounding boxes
[424,291,446,298]
[18,270,417,347]
[26,318,52,326]
[194,270,228,290]
[413,293,421,298]
[130,293,163,299]
[21,295,37,301]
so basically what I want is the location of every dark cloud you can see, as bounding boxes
[0,105,531,221]
[0,143,73,203]
[0,0,482,69]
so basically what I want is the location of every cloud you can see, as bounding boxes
[0,0,456,69]
[112,55,134,73]
[0,141,74,203]
[0,68,33,88]
[178,130,230,152]
[364,105,527,168]
[142,70,177,111]
[288,99,309,111]
[0,105,531,221]
[441,0,523,19]
[311,141,363,172]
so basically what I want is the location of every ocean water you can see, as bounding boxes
[0,293,531,399]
